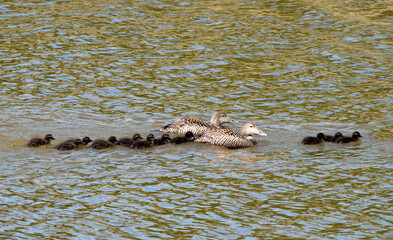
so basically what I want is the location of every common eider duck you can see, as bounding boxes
[170,131,195,144]
[90,136,118,149]
[27,134,55,147]
[324,132,343,142]
[154,134,171,145]
[116,134,143,147]
[302,133,325,145]
[132,134,155,149]
[335,131,362,143]
[55,139,84,150]
[160,112,233,135]
[195,123,267,149]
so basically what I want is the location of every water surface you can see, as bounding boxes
[1,0,392,239]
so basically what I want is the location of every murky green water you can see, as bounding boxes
[1,0,392,239]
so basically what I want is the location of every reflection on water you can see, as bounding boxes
[1,0,392,238]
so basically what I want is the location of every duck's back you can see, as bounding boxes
[196,128,255,149]
[161,118,214,135]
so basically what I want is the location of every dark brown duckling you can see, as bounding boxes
[27,134,55,147]
[154,134,171,146]
[55,139,84,151]
[65,136,92,145]
[90,136,118,149]
[324,132,343,142]
[131,134,155,149]
[302,133,325,145]
[335,131,362,143]
[116,134,143,147]
[170,131,195,144]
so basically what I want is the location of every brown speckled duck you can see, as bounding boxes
[160,112,233,135]
[195,123,267,149]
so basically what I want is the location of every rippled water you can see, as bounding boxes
[1,0,392,239]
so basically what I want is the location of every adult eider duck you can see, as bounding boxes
[131,134,155,149]
[154,134,171,145]
[160,112,233,135]
[55,139,84,150]
[302,133,325,145]
[324,132,343,142]
[335,131,362,143]
[195,123,267,149]
[27,134,55,147]
[170,131,195,144]
[116,134,143,147]
[90,136,118,149]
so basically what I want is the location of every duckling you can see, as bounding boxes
[65,136,92,145]
[324,132,343,142]
[27,134,55,147]
[160,112,233,135]
[90,136,118,149]
[302,133,325,145]
[170,131,195,144]
[116,134,143,147]
[131,134,155,149]
[335,131,362,143]
[195,123,266,149]
[55,139,84,151]
[154,134,171,145]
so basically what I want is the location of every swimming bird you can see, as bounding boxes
[335,131,362,143]
[27,134,55,147]
[324,132,343,142]
[154,134,171,145]
[132,134,155,149]
[160,112,233,135]
[195,123,267,149]
[65,136,92,145]
[170,131,195,144]
[116,134,143,147]
[90,136,118,149]
[55,139,84,150]
[302,133,325,145]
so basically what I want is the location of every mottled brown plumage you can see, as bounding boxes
[195,123,267,149]
[160,112,233,135]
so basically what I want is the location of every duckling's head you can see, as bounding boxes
[108,136,118,144]
[45,134,55,141]
[316,133,325,139]
[352,131,362,139]
[146,134,156,142]
[82,136,92,145]
[161,134,171,140]
[133,134,142,141]
[334,132,343,138]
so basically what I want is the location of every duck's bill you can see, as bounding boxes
[258,131,267,136]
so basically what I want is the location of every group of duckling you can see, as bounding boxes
[302,131,362,145]
[27,132,196,150]
[26,112,362,150]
